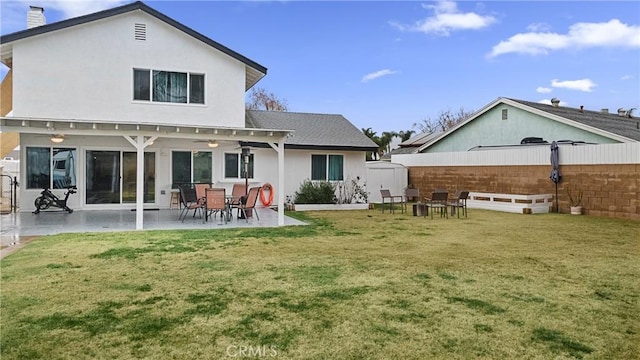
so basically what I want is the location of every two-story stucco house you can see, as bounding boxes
[0,2,377,229]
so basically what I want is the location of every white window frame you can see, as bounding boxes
[133,68,205,105]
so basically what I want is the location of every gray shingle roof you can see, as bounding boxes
[246,110,378,151]
[509,98,640,141]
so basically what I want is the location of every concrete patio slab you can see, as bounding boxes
[0,207,306,259]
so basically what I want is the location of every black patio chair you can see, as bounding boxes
[449,190,469,218]
[178,185,203,222]
[425,191,449,219]
[380,189,404,214]
[404,188,420,213]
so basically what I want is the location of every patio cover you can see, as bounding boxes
[0,116,293,229]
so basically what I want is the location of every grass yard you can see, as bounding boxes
[1,209,638,359]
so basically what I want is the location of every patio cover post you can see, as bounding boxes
[136,136,144,229]
[124,135,157,230]
[268,138,286,226]
[278,138,285,226]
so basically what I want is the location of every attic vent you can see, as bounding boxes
[501,109,508,120]
[134,23,146,41]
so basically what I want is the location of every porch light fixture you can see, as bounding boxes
[50,134,64,143]
[207,140,219,148]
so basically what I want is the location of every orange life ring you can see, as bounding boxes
[260,183,274,207]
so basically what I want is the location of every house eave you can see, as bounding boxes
[0,116,292,142]
[240,141,377,151]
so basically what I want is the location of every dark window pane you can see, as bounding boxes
[328,155,344,181]
[144,152,156,203]
[133,69,150,101]
[172,151,191,188]
[85,151,120,204]
[153,71,187,103]
[193,151,212,183]
[52,148,76,189]
[225,153,239,178]
[189,74,205,104]
[26,147,50,189]
[311,154,326,181]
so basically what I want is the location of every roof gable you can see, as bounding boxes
[0,1,266,89]
[418,97,639,152]
[508,98,640,142]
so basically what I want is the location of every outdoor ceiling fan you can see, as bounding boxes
[34,134,66,143]
[192,139,219,148]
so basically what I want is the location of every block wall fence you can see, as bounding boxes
[408,164,639,220]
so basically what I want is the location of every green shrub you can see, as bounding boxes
[294,180,337,204]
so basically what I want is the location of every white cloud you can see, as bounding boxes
[35,0,126,18]
[1,0,127,33]
[551,78,597,92]
[527,22,551,32]
[536,87,552,94]
[539,99,568,106]
[361,69,398,83]
[620,74,633,80]
[489,19,640,57]
[391,0,495,36]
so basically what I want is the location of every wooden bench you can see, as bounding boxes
[467,192,553,214]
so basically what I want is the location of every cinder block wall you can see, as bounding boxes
[408,164,639,220]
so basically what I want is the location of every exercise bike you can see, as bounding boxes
[33,185,77,214]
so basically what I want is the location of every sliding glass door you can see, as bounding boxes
[123,152,155,203]
[86,150,155,205]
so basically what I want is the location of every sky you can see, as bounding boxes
[1,0,639,135]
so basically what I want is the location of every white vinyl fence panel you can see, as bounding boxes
[392,143,639,166]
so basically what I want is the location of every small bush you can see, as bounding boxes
[294,180,337,204]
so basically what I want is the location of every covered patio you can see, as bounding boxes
[0,117,294,230]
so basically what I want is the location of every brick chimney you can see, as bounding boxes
[27,6,45,29]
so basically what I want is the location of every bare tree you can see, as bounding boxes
[413,107,474,134]
[246,87,288,111]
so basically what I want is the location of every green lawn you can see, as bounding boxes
[1,210,638,359]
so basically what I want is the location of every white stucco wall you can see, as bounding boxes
[18,133,369,210]
[12,12,247,127]
[427,104,618,153]
[256,149,369,204]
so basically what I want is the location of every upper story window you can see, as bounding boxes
[133,69,205,104]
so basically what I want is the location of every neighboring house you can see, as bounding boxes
[416,97,639,153]
[0,1,376,228]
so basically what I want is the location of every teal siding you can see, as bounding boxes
[426,104,619,153]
